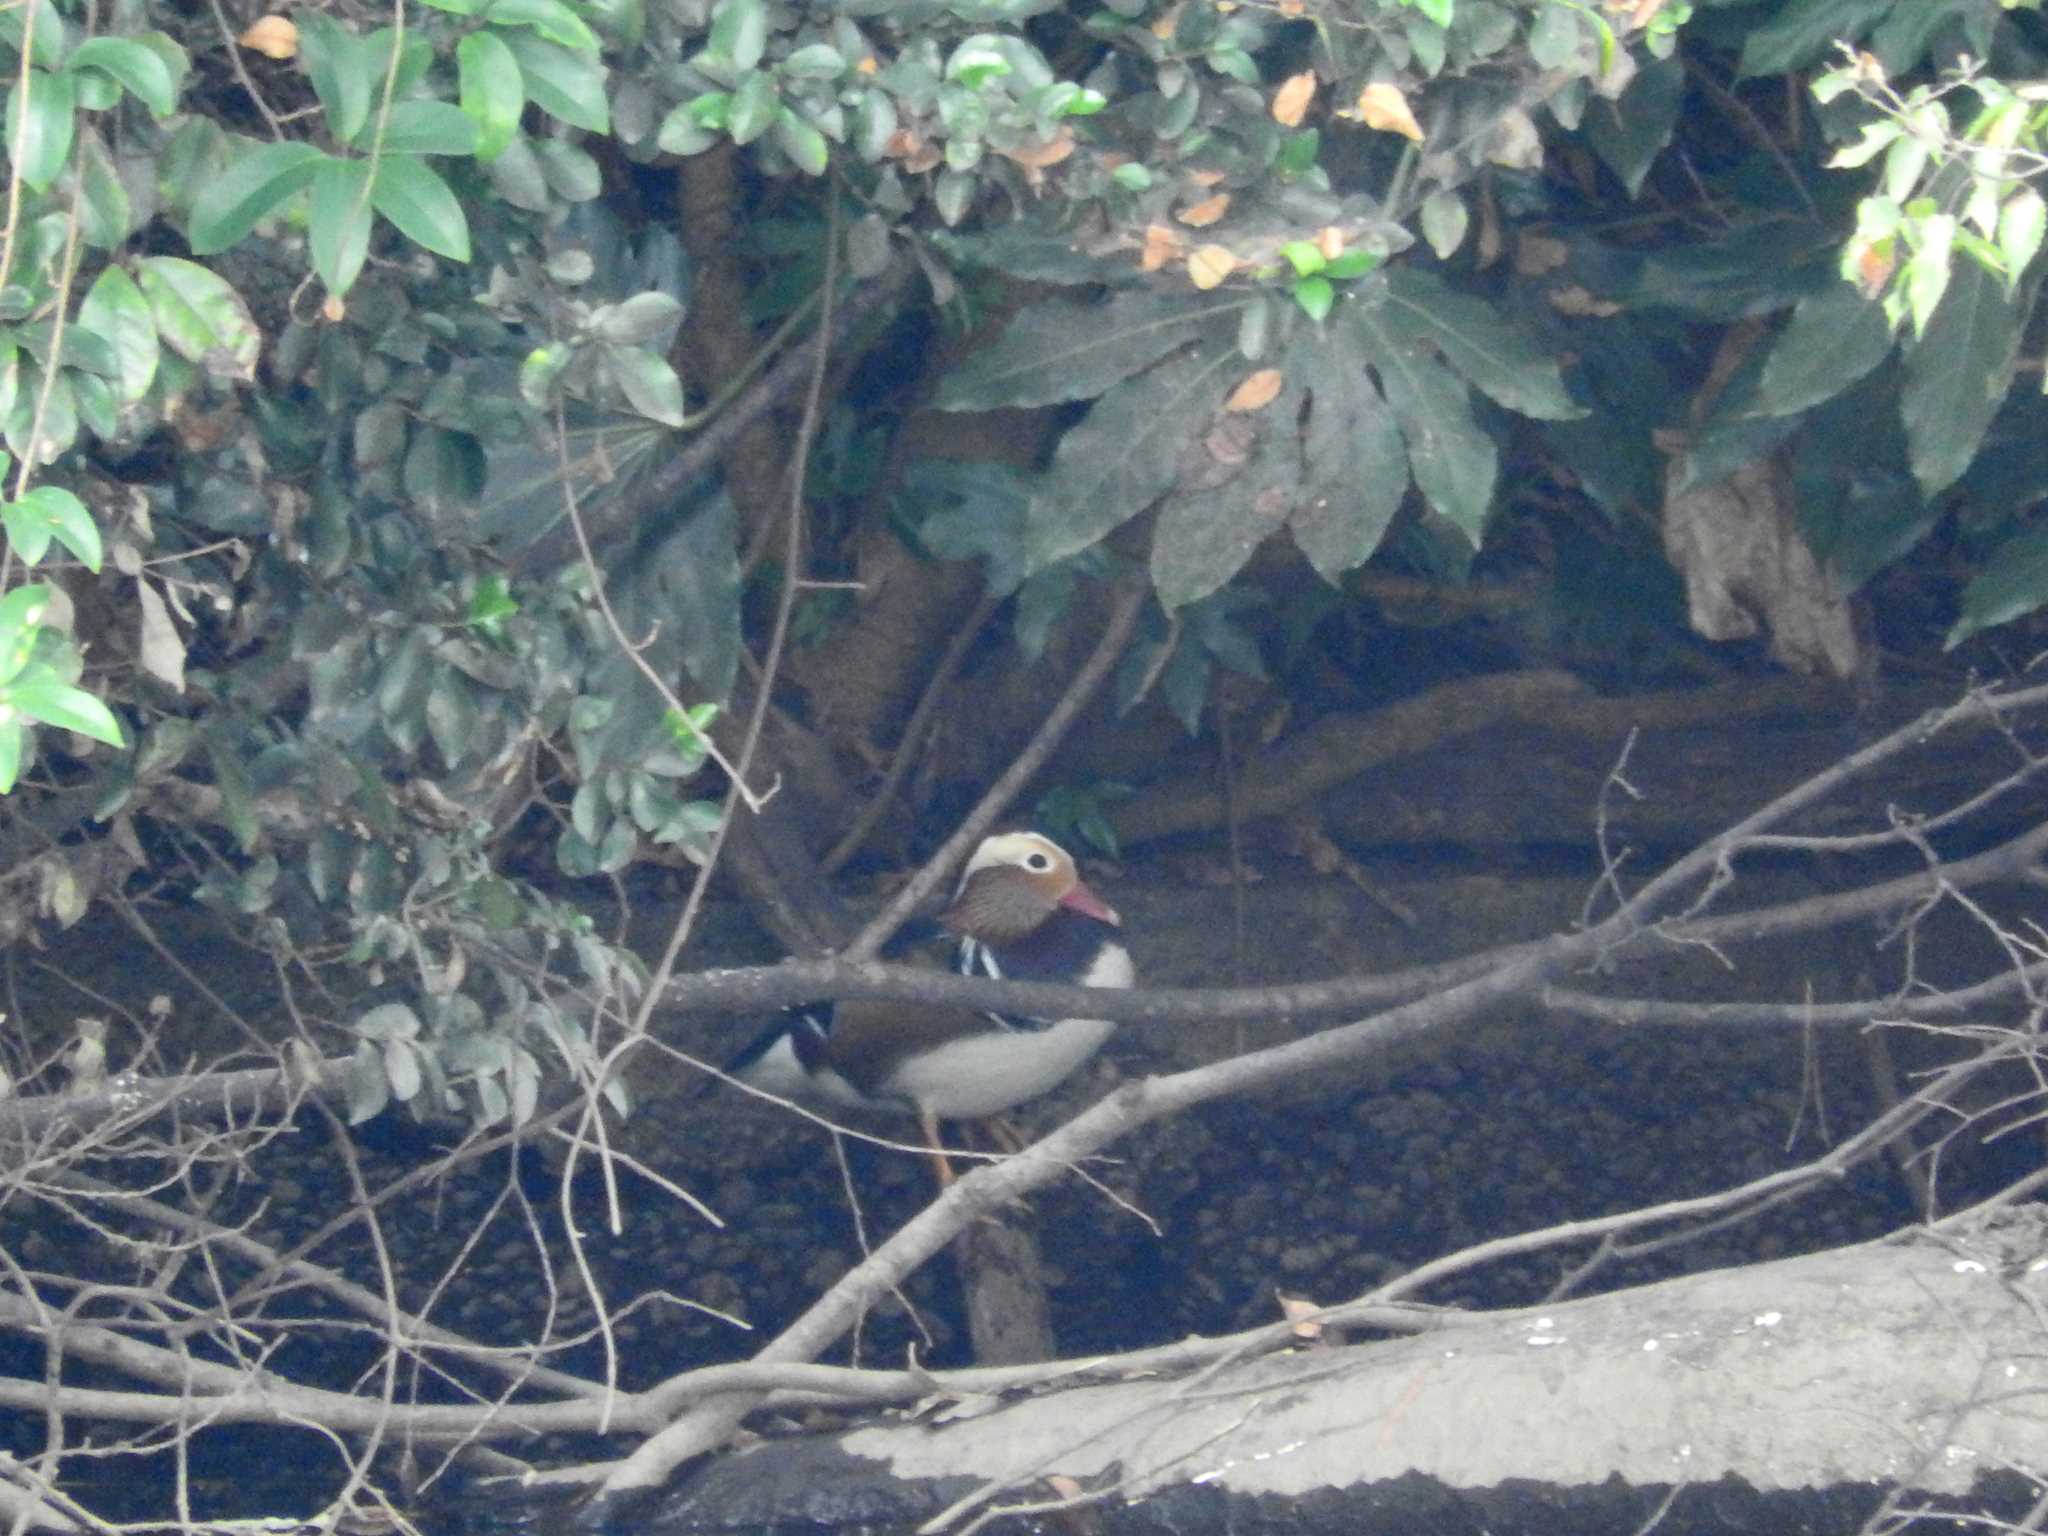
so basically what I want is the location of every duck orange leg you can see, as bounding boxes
[920,1106,958,1186]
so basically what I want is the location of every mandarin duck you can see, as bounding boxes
[727,831,1134,1180]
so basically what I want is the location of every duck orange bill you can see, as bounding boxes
[1060,879,1120,926]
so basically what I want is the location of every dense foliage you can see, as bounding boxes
[1,0,2045,1120]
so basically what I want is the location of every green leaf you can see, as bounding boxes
[1586,53,1681,199]
[8,670,123,745]
[136,257,260,381]
[0,584,49,686]
[1151,377,1302,609]
[772,107,829,175]
[940,290,1235,411]
[484,0,602,51]
[727,69,778,144]
[186,139,322,253]
[1354,301,1496,543]
[1292,275,1333,321]
[904,459,1033,595]
[1031,343,1231,571]
[458,31,524,160]
[1380,267,1584,422]
[4,486,100,570]
[1418,188,1468,259]
[308,155,373,297]
[7,69,75,194]
[371,155,471,262]
[781,43,847,79]
[369,100,481,156]
[298,13,372,143]
[503,32,609,132]
[706,0,768,72]
[1738,0,1897,77]
[72,130,131,249]
[0,720,21,793]
[1949,524,2048,649]
[657,102,717,155]
[591,291,684,345]
[603,344,685,425]
[65,36,176,116]
[1291,326,1406,583]
[1999,189,2046,289]
[77,266,157,404]
[1749,281,1894,419]
[1900,259,2027,497]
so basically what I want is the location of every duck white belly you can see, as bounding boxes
[880,1014,1118,1119]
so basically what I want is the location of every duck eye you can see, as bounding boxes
[1024,852,1053,871]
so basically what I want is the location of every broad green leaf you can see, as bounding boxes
[1900,259,2027,497]
[905,459,1034,595]
[0,583,50,686]
[1151,375,1302,610]
[1738,0,1896,77]
[532,138,601,201]
[186,139,322,253]
[4,486,100,570]
[368,100,481,156]
[603,345,685,426]
[308,155,374,297]
[1291,326,1407,583]
[1292,275,1333,321]
[590,291,683,345]
[8,670,124,745]
[65,36,175,116]
[782,43,847,79]
[504,32,609,132]
[1418,188,1468,259]
[7,367,76,463]
[484,0,601,51]
[1031,342,1232,570]
[1997,189,2044,290]
[371,156,471,262]
[72,130,131,249]
[940,290,1238,411]
[0,719,21,792]
[298,13,372,143]
[0,0,66,71]
[1354,303,1496,543]
[1379,268,1584,421]
[6,69,75,193]
[1750,281,1893,419]
[727,69,779,144]
[658,103,718,155]
[1585,53,1681,198]
[137,257,261,380]
[773,107,829,175]
[1949,524,2048,649]
[707,0,768,72]
[77,266,157,404]
[458,31,524,160]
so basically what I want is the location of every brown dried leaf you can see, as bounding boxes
[1272,70,1317,127]
[1547,285,1620,317]
[1000,130,1075,168]
[1276,1290,1324,1340]
[1187,245,1237,289]
[1176,192,1230,227]
[239,14,298,58]
[1140,224,1181,272]
[1223,368,1284,413]
[1355,82,1423,141]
